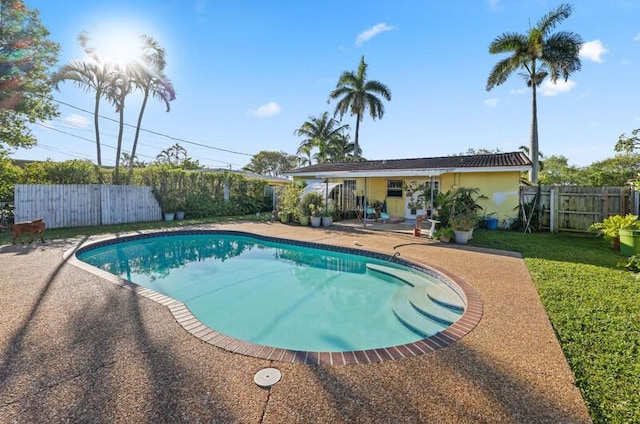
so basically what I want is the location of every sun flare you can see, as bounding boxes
[86,24,142,67]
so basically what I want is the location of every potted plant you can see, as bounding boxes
[298,191,322,226]
[433,227,454,242]
[321,209,333,227]
[154,189,177,221]
[276,183,304,225]
[278,210,291,223]
[589,214,640,251]
[322,199,338,226]
[309,204,322,227]
[449,210,480,244]
[407,197,424,215]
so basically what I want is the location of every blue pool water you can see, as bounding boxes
[77,233,464,352]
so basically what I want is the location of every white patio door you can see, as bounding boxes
[404,192,426,220]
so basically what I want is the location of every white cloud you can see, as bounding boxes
[580,40,608,63]
[634,33,640,42]
[250,101,281,118]
[540,79,576,96]
[510,87,527,95]
[63,114,89,128]
[355,23,394,46]
[484,98,498,108]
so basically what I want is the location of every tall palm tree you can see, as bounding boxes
[105,64,133,183]
[328,56,391,161]
[129,34,176,170]
[294,111,350,164]
[486,3,582,183]
[52,59,112,167]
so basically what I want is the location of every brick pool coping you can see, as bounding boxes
[65,229,483,365]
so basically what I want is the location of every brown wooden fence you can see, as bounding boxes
[14,184,161,229]
[520,185,639,233]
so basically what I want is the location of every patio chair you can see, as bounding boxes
[365,206,377,220]
[379,212,390,222]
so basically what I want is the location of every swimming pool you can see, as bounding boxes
[73,230,480,364]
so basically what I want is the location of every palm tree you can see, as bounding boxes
[129,34,176,170]
[294,111,350,164]
[486,3,582,183]
[105,65,134,183]
[326,134,357,162]
[328,56,391,161]
[53,59,112,167]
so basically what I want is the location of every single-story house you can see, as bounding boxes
[285,151,532,224]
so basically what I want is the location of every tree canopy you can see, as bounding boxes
[0,0,60,152]
[243,150,297,177]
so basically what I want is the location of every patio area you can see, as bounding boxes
[0,221,591,423]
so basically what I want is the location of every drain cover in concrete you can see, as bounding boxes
[254,367,281,387]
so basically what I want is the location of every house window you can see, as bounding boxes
[343,179,356,194]
[387,180,403,197]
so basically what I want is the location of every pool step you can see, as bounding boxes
[391,287,446,337]
[368,263,464,336]
[407,286,463,326]
[367,263,465,312]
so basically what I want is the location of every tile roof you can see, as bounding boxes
[287,151,532,174]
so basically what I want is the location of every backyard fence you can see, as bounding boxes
[14,184,161,229]
[520,185,639,233]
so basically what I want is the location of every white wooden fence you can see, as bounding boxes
[14,184,162,229]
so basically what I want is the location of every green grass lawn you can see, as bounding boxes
[2,219,637,422]
[469,230,640,424]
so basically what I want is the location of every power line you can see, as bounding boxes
[36,122,246,167]
[53,99,254,157]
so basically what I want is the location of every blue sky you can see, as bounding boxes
[12,0,640,169]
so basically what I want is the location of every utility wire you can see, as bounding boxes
[54,99,254,157]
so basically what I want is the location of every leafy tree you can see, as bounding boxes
[0,0,60,150]
[538,154,581,185]
[328,56,391,161]
[486,3,582,183]
[243,150,297,177]
[0,157,23,201]
[581,154,640,187]
[614,129,640,153]
[21,159,101,184]
[294,111,351,164]
[129,34,176,170]
[460,148,503,155]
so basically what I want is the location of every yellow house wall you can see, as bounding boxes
[299,171,521,223]
[439,171,521,222]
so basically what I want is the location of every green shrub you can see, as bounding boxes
[589,214,640,247]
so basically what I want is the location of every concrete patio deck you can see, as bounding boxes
[0,221,591,423]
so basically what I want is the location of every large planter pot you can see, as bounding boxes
[164,212,175,222]
[310,216,322,227]
[175,211,185,220]
[279,212,291,224]
[453,229,472,244]
[299,215,310,226]
[484,217,498,230]
[619,229,640,256]
[322,216,332,227]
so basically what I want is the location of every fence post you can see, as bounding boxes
[550,188,556,233]
[602,189,609,219]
